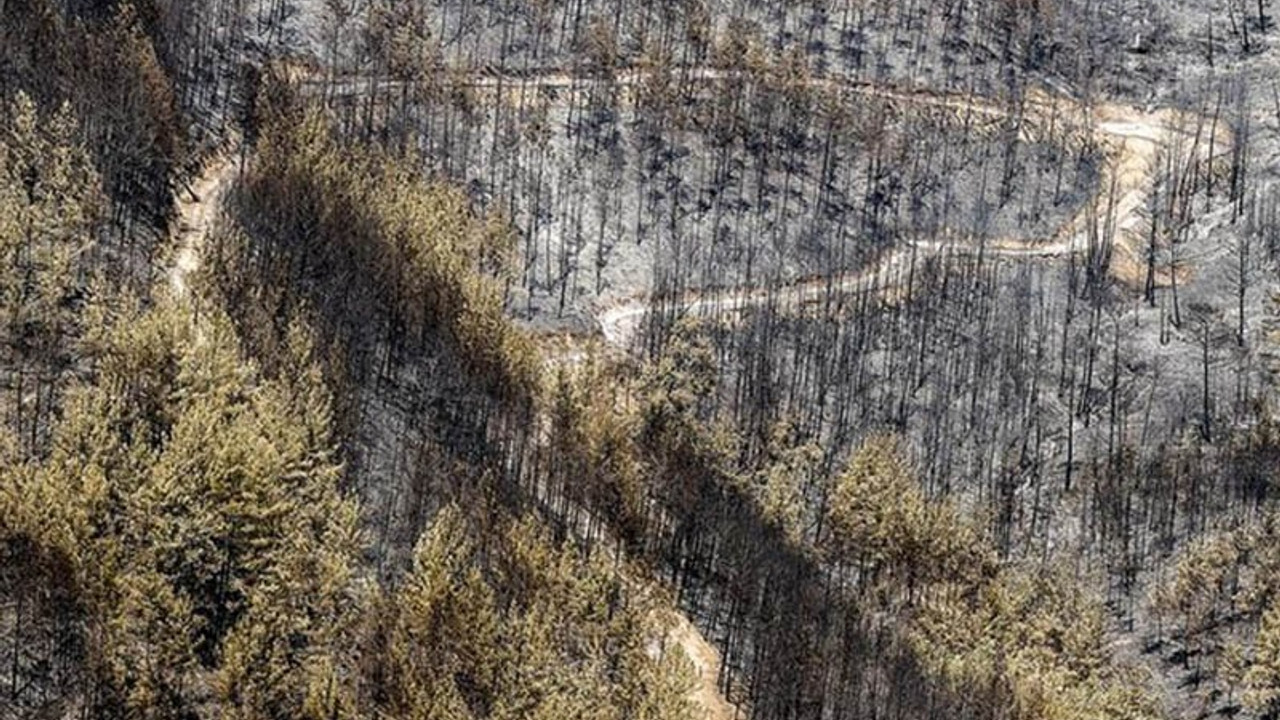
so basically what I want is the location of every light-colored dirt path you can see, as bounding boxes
[169,154,237,300]
[594,95,1229,349]
[668,611,739,720]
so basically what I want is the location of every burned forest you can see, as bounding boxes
[6,0,1280,719]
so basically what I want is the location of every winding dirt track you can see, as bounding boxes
[174,67,1227,720]
[596,95,1227,348]
[169,153,236,300]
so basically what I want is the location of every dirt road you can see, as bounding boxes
[169,154,237,300]
[594,93,1229,348]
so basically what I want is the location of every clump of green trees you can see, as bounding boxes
[0,296,696,719]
